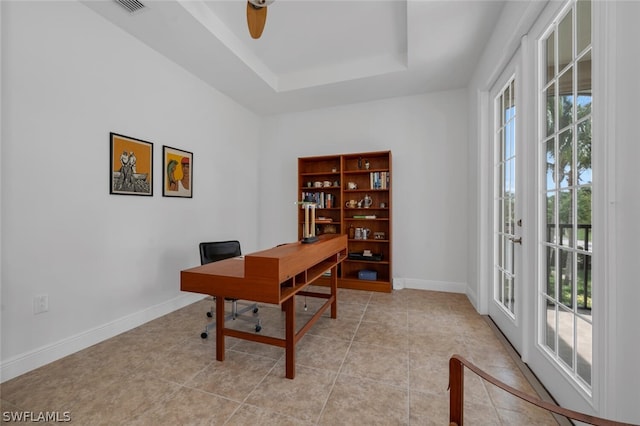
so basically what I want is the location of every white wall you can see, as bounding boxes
[607,2,640,421]
[258,91,469,292]
[0,1,261,381]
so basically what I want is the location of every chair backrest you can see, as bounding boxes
[199,241,242,265]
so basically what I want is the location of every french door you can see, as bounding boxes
[489,49,525,354]
[527,0,594,410]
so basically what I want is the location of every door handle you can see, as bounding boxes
[509,236,522,244]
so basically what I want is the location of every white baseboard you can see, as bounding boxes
[393,277,467,294]
[465,286,480,311]
[0,293,204,383]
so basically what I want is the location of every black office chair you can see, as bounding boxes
[199,241,261,338]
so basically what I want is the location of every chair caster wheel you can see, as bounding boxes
[206,312,213,318]
[201,332,208,339]
[253,307,259,314]
[255,325,262,333]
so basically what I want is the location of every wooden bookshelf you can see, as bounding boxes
[298,151,392,292]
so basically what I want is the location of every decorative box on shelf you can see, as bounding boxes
[358,270,378,280]
[322,224,338,234]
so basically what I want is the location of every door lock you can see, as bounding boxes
[509,236,522,244]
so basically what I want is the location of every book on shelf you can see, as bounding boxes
[300,191,336,209]
[369,171,390,189]
[352,215,377,219]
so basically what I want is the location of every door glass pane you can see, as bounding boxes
[545,32,555,84]
[498,230,504,267]
[497,164,504,205]
[558,10,573,71]
[577,119,592,184]
[577,253,591,309]
[503,160,510,197]
[500,198,507,235]
[504,235,513,273]
[504,87,510,124]
[499,93,504,127]
[546,247,557,297]
[545,84,556,137]
[559,189,574,248]
[577,187,592,251]
[558,305,575,368]
[559,67,574,130]
[546,192,556,243]
[577,51,592,118]
[545,299,557,351]
[559,128,573,188]
[511,80,516,109]
[506,121,515,160]
[559,249,574,307]
[506,159,515,204]
[577,315,592,385]
[505,276,514,312]
[546,138,556,190]
[577,0,591,54]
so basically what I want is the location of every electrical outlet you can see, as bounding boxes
[33,294,48,314]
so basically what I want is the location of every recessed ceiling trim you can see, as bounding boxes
[84,0,509,115]
[177,0,278,90]
[278,53,408,92]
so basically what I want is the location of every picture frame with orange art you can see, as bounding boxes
[110,132,153,196]
[163,145,193,198]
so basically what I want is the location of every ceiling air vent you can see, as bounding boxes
[114,0,146,14]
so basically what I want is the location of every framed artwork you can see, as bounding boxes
[162,146,193,198]
[110,132,153,196]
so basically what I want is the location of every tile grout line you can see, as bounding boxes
[221,352,285,425]
[313,291,373,425]
[405,306,411,425]
[482,315,566,426]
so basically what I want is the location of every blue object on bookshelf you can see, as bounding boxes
[358,270,378,280]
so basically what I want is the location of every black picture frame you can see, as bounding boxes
[162,145,193,198]
[109,132,153,196]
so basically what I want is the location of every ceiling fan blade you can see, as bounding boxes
[246,2,267,39]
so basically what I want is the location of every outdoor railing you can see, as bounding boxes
[546,223,592,310]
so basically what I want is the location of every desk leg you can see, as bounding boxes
[216,296,225,361]
[331,265,338,319]
[284,296,295,379]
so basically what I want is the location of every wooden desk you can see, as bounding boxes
[180,234,347,379]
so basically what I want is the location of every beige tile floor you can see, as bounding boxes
[1,288,559,425]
